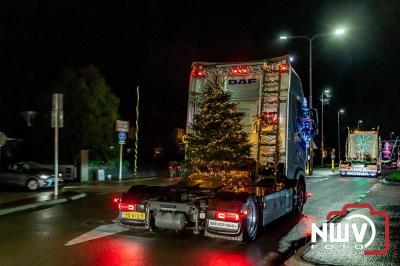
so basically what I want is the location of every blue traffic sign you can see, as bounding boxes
[118,131,127,142]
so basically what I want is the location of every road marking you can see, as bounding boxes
[307,178,329,183]
[65,222,130,246]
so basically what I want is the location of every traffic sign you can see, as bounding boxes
[116,120,129,132]
[118,131,127,143]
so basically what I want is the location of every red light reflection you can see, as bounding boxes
[298,214,317,237]
[94,237,150,266]
[195,250,252,266]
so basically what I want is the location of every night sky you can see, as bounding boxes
[1,0,399,156]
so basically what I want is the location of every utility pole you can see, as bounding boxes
[337,109,345,162]
[52,93,63,197]
[134,86,140,174]
[320,89,331,165]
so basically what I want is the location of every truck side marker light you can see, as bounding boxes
[241,209,250,216]
[112,196,120,204]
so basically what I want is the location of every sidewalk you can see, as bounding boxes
[0,190,86,216]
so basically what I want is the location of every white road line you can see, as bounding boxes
[65,222,130,246]
[307,177,329,183]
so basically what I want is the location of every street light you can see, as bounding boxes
[338,108,345,162]
[280,28,346,174]
[320,88,331,165]
[357,120,363,130]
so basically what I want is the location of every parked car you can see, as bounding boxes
[0,162,63,191]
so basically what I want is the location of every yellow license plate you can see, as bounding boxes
[121,211,146,220]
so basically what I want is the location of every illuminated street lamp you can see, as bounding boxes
[280,28,346,174]
[338,108,345,161]
[357,120,363,130]
[320,88,331,165]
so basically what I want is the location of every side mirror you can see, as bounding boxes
[309,108,319,136]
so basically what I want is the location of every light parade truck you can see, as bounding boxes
[340,129,381,177]
[115,56,317,241]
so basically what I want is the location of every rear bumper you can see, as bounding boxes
[118,211,148,228]
[204,227,243,241]
[339,169,378,177]
[204,219,243,241]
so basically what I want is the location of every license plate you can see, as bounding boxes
[121,211,146,220]
[208,219,239,231]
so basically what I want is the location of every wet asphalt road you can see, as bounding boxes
[0,171,398,266]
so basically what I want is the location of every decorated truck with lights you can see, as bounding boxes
[115,56,317,241]
[339,129,381,177]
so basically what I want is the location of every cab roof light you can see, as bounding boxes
[192,65,205,78]
[280,64,289,73]
[231,66,250,76]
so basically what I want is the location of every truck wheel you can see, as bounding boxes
[293,178,305,216]
[242,197,259,242]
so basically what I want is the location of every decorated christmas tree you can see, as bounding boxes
[186,75,252,176]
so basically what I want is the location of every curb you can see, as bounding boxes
[383,178,400,186]
[0,192,87,216]
[284,247,314,266]
[80,176,170,185]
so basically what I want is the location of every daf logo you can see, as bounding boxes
[228,78,257,85]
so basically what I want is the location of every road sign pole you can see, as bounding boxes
[55,120,59,196]
[119,143,123,181]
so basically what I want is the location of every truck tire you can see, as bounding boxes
[292,177,305,216]
[242,196,260,242]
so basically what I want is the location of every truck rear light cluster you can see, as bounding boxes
[118,202,136,211]
[261,112,278,124]
[216,211,240,222]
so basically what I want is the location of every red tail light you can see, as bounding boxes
[216,211,240,222]
[118,202,136,211]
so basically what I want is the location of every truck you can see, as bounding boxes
[339,129,381,177]
[115,56,317,241]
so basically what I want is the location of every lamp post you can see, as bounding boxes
[320,88,331,165]
[337,109,345,162]
[357,120,363,130]
[280,28,345,174]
